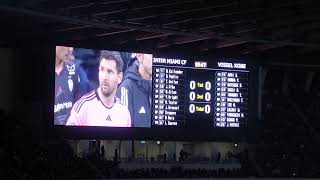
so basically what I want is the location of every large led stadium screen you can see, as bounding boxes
[54,46,251,131]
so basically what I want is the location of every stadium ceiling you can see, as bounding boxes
[0,0,320,62]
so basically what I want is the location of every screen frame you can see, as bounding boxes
[49,44,259,142]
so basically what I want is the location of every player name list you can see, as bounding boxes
[152,66,249,128]
[152,67,186,126]
[214,71,248,127]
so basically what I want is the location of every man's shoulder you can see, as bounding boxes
[115,97,125,107]
[119,77,136,87]
[119,77,144,94]
[117,79,137,97]
[73,90,96,113]
[115,98,130,110]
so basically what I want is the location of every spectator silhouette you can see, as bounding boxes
[179,149,184,162]
[217,152,221,163]
[100,145,105,159]
[114,149,118,162]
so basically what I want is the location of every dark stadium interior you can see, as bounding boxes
[1,0,320,179]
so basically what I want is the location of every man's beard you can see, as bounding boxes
[100,85,114,98]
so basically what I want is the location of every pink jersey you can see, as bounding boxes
[66,90,131,127]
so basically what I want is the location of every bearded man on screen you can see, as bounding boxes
[66,51,131,127]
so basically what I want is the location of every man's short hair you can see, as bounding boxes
[99,50,123,73]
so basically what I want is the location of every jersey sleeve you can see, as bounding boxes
[116,82,134,126]
[66,101,87,126]
[73,65,81,102]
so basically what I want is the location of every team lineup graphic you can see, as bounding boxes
[54,46,249,128]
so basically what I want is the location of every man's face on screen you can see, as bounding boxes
[56,46,73,62]
[139,53,153,76]
[99,58,122,97]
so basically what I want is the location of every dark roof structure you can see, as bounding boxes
[0,0,319,63]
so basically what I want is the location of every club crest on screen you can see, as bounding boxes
[66,64,75,75]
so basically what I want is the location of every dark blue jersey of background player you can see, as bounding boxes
[54,46,82,125]
[54,61,81,125]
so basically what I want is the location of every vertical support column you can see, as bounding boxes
[118,140,122,160]
[122,141,132,161]
[0,48,14,112]
[257,66,264,121]
[282,71,289,96]
[145,142,148,161]
[305,71,314,93]
[132,140,135,160]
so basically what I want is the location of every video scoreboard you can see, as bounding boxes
[53,45,258,141]
[152,57,249,128]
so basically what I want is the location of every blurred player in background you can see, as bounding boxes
[68,49,93,96]
[66,51,131,127]
[54,46,80,125]
[116,53,152,127]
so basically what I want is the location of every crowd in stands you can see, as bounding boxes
[116,167,245,178]
[0,108,251,179]
[0,109,113,179]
